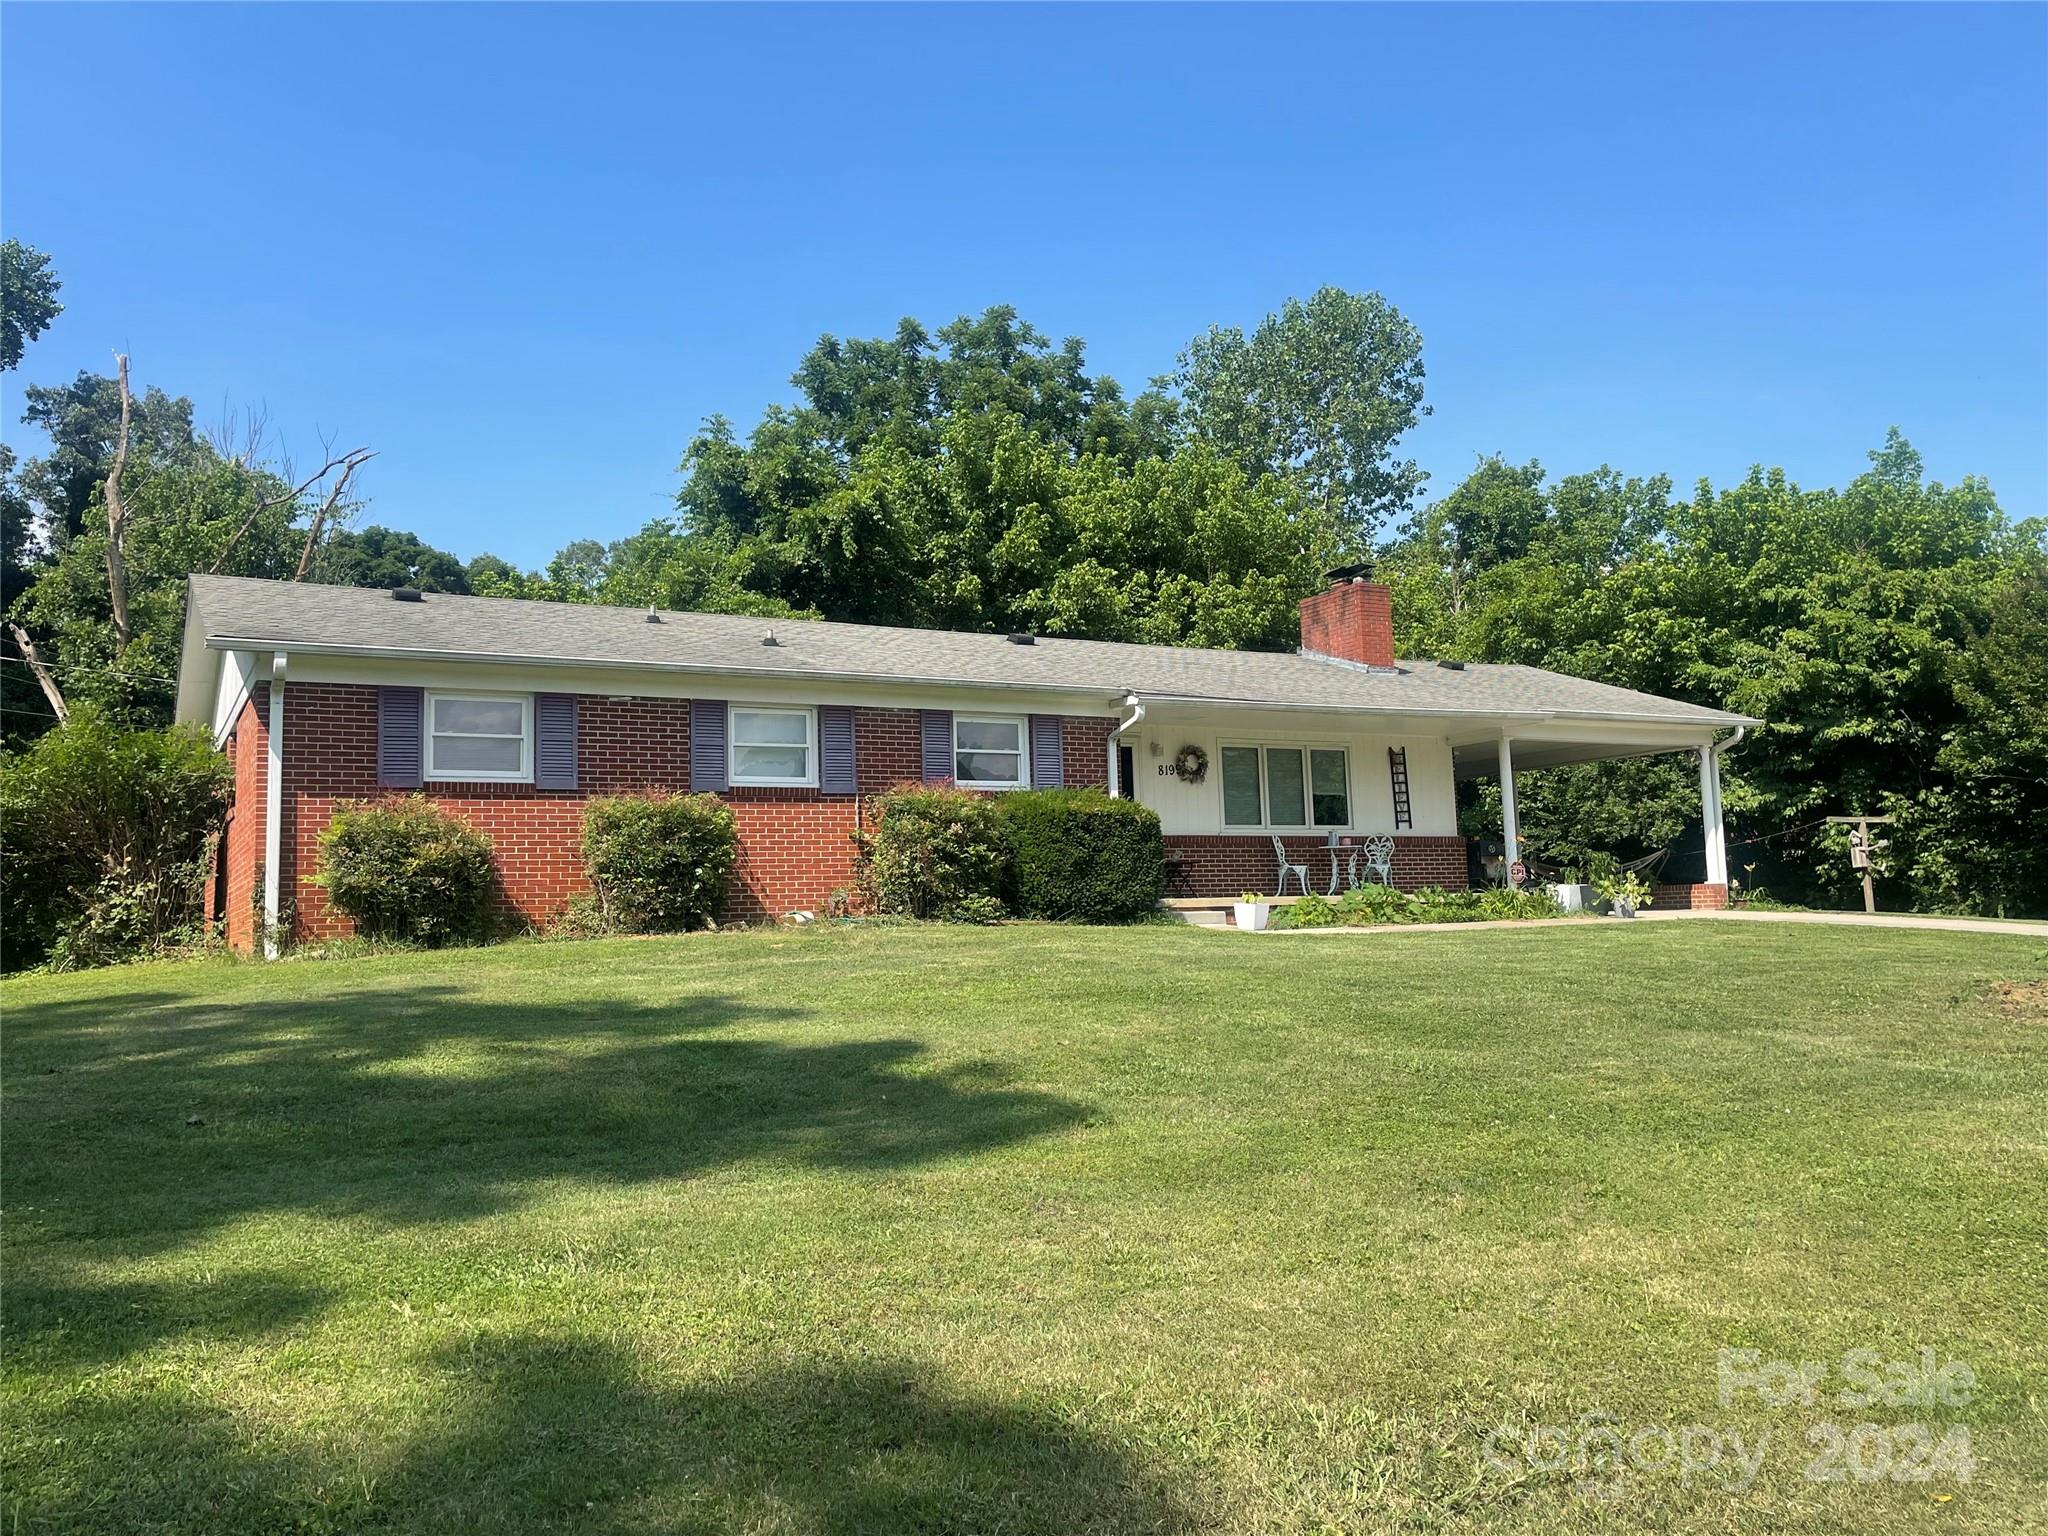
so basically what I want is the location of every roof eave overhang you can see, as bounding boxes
[201,635,1758,731]
[204,635,1120,701]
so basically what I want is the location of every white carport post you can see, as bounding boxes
[1497,732,1519,869]
[1698,737,1728,888]
[263,651,287,960]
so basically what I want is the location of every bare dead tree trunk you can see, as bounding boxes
[5,619,68,722]
[105,352,134,650]
[292,448,374,580]
[210,446,373,576]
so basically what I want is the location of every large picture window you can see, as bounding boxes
[730,706,815,786]
[954,716,1027,788]
[425,692,532,782]
[1221,743,1350,829]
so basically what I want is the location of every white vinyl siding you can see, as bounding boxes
[425,692,532,782]
[730,706,816,787]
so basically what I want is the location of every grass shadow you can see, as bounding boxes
[17,1337,1189,1534]
[7,983,1091,1251]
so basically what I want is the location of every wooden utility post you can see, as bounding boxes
[1826,814,1894,914]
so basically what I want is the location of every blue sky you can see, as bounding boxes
[3,3,2042,567]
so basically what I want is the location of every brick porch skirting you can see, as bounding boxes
[1651,881,1729,911]
[1164,834,1469,897]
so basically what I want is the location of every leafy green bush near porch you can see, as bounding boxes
[855,785,1010,921]
[311,796,495,946]
[580,793,737,932]
[0,707,232,972]
[997,789,1165,923]
[1271,882,1564,928]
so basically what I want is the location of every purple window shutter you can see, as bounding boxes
[690,699,729,792]
[534,694,578,790]
[1029,715,1063,789]
[920,710,953,784]
[819,705,856,794]
[377,686,423,789]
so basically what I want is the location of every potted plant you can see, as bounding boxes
[1584,851,1620,914]
[1546,864,1591,913]
[1594,869,1653,918]
[1233,891,1271,932]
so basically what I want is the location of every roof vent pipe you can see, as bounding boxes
[761,630,779,647]
[392,587,423,602]
[645,606,661,623]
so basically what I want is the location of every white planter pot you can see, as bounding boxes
[1548,882,1592,913]
[1233,901,1270,932]
[1611,897,1637,919]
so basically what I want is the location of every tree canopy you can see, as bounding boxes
[5,271,2041,915]
[1382,431,2047,914]
[0,240,63,373]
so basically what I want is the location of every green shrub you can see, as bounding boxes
[1408,886,1487,922]
[996,788,1165,923]
[1479,885,1565,921]
[856,786,1009,920]
[1,707,232,972]
[950,893,1008,926]
[580,793,736,931]
[1337,883,1416,925]
[311,796,496,945]
[1271,891,1339,929]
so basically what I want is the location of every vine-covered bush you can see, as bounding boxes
[1293,882,1564,929]
[0,708,232,971]
[580,793,736,931]
[312,796,495,945]
[856,786,1010,920]
[996,789,1165,922]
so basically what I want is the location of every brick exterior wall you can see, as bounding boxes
[219,684,1115,948]
[1652,881,1729,911]
[1164,833,1468,897]
[1060,715,1112,790]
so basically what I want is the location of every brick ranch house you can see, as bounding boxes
[173,569,1757,953]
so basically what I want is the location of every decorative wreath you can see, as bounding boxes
[1173,744,1209,785]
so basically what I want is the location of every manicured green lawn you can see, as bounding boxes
[5,922,2044,1533]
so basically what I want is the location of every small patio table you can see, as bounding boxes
[1324,834,1361,896]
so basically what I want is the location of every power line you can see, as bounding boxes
[0,654,181,688]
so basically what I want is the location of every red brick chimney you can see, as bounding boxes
[1299,564,1395,669]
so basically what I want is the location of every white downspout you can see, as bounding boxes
[263,651,287,959]
[1108,692,1145,796]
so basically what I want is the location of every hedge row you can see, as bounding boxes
[857,785,1164,924]
[310,783,1164,948]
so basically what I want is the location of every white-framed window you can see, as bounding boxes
[425,692,533,782]
[730,705,816,787]
[954,715,1028,789]
[1220,743,1350,829]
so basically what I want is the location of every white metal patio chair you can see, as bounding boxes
[1271,835,1311,897]
[1358,835,1395,887]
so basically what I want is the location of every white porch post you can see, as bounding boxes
[262,651,287,959]
[1699,738,1728,888]
[1497,733,1519,867]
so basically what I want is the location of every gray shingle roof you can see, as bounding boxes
[182,575,1754,727]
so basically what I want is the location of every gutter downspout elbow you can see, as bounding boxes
[1108,693,1145,797]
